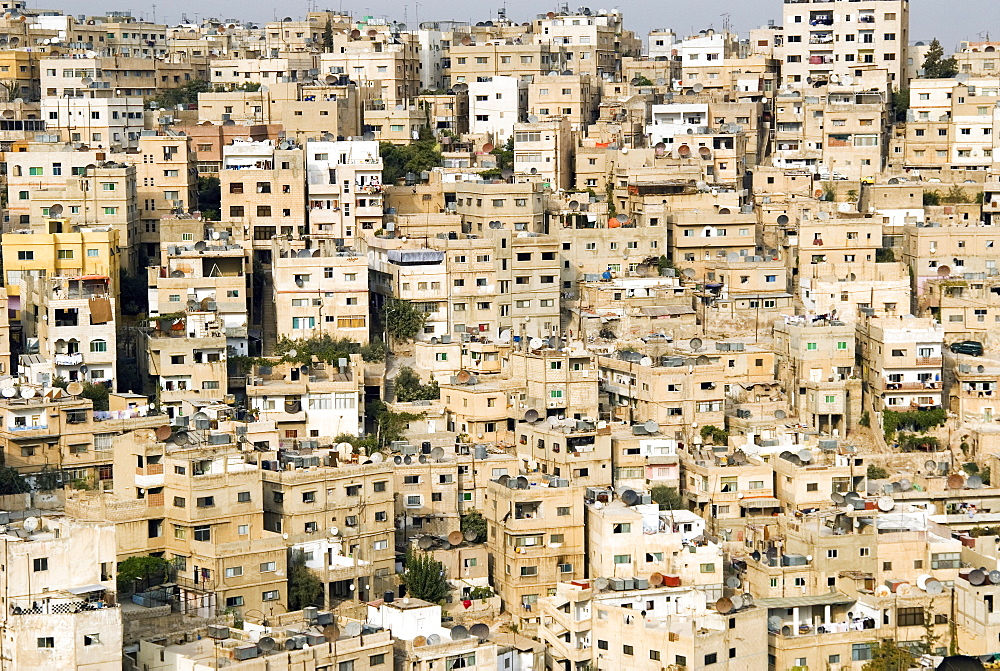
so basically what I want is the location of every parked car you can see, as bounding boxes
[950,341,983,356]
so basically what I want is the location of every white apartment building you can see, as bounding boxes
[468,76,527,144]
[306,140,383,241]
[776,0,909,86]
[40,97,145,149]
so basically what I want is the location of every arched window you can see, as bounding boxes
[90,339,107,353]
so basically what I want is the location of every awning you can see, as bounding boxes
[757,592,855,609]
[67,584,106,595]
[739,497,781,508]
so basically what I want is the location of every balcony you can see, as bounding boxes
[881,380,942,391]
[916,357,943,366]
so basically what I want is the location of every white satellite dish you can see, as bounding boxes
[0,387,15,398]
[20,387,35,399]
[22,517,38,532]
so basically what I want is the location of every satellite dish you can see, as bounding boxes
[751,550,761,562]
[594,577,609,590]
[426,634,441,646]
[689,337,703,351]
[417,536,434,550]
[451,625,469,640]
[463,530,478,542]
[620,489,640,506]
[925,580,943,595]
[797,449,812,464]
[970,569,987,586]
[23,517,38,532]
[258,636,276,652]
[393,455,402,465]
[448,530,464,546]
[649,573,664,587]
[469,623,490,641]
[456,370,472,384]
[768,615,783,631]
[403,456,413,465]
[431,447,445,461]
[968,474,984,489]
[715,597,733,614]
[947,474,965,489]
[877,496,895,512]
[49,204,63,216]
[515,476,529,489]
[499,329,512,342]
[498,474,510,486]
[831,492,845,505]
[155,425,172,441]
[482,142,494,153]
[644,420,659,433]
[344,622,362,637]
[67,381,84,396]
[725,576,742,589]
[418,454,428,464]
[20,387,35,399]
[413,636,427,647]
[329,526,340,536]
[524,409,540,423]
[774,409,786,419]
[0,387,15,398]
[369,452,384,464]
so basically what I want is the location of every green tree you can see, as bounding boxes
[383,299,427,343]
[650,485,684,510]
[403,548,449,603]
[0,466,29,495]
[81,382,110,411]
[461,509,488,543]
[322,18,335,51]
[368,399,421,448]
[867,464,888,480]
[287,549,324,610]
[379,128,441,184]
[393,366,440,402]
[634,75,654,87]
[921,39,958,79]
[862,639,915,671]
[923,190,941,206]
[117,555,170,591]
[699,425,729,445]
[196,176,221,220]
[490,137,514,172]
[360,339,387,362]
[892,88,910,123]
[148,79,213,108]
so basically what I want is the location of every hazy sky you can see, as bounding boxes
[56,0,996,52]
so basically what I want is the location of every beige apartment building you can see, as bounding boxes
[598,350,726,440]
[857,313,945,412]
[679,447,778,533]
[512,118,574,191]
[306,139,383,241]
[946,354,1000,425]
[539,580,767,671]
[261,457,396,604]
[776,0,908,86]
[774,318,863,436]
[485,475,586,625]
[270,237,369,342]
[0,515,122,671]
[903,221,1000,295]
[568,277,696,342]
[919,276,1000,347]
[219,139,307,263]
[67,427,289,617]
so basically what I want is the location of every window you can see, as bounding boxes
[302,491,316,503]
[194,525,211,542]
[624,645,634,656]
[237,491,251,503]
[370,654,386,666]
[705,653,718,665]
[57,249,74,259]
[37,637,55,649]
[225,566,243,578]
[196,496,215,508]
[897,607,924,627]
[613,554,631,564]
[90,339,107,353]
[262,590,280,601]
[33,557,48,572]
[260,561,276,572]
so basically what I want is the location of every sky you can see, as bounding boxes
[50,0,997,52]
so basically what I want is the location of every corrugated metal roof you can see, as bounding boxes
[387,249,445,264]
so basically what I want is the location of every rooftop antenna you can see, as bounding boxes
[721,13,731,33]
